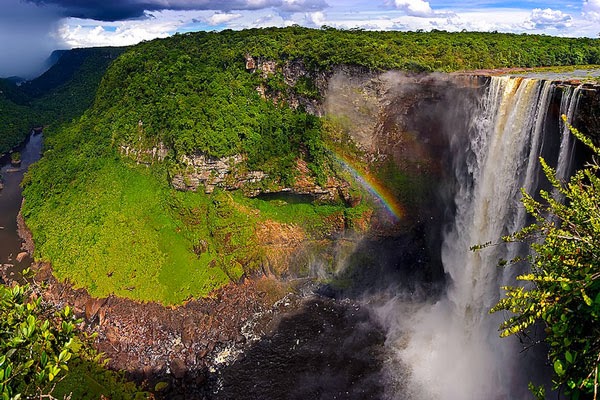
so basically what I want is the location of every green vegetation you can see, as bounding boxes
[21,117,346,304]
[490,121,600,398]
[9,152,20,164]
[20,28,600,305]
[23,47,125,126]
[0,282,76,398]
[0,93,36,155]
[22,122,232,304]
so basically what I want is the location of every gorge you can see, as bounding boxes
[1,29,599,399]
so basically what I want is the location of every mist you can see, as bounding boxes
[0,0,66,79]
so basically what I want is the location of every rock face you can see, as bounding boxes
[171,152,348,203]
[171,153,266,194]
[120,142,168,165]
[574,83,600,145]
[245,56,329,117]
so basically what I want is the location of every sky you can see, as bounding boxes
[1,0,599,78]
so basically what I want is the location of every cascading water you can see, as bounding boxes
[556,84,582,182]
[378,76,581,400]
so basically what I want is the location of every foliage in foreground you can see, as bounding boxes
[0,281,76,399]
[0,279,150,399]
[491,121,600,399]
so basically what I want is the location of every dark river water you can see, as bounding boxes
[208,296,387,400]
[0,132,42,273]
[204,235,437,400]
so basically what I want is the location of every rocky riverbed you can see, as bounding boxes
[2,256,310,398]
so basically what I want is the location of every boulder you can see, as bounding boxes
[16,252,28,262]
[85,297,108,321]
[170,357,187,379]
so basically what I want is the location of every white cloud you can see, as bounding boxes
[393,0,434,17]
[58,11,182,48]
[51,1,600,53]
[305,11,326,27]
[525,8,572,29]
[207,12,243,25]
[583,0,600,21]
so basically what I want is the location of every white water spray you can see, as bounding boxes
[378,76,581,400]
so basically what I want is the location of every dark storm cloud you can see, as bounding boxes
[25,0,327,21]
[0,0,65,78]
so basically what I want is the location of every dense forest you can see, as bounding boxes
[1,27,600,398]
[0,47,124,155]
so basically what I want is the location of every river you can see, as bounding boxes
[0,131,42,277]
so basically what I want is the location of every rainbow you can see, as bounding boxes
[330,151,404,221]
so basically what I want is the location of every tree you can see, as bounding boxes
[490,118,600,399]
[0,279,77,399]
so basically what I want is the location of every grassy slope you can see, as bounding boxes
[21,28,600,305]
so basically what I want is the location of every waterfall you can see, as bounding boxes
[379,76,581,400]
[556,84,582,182]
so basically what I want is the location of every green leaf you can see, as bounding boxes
[581,289,592,306]
[565,351,574,364]
[40,352,48,367]
[58,349,69,362]
[554,359,565,377]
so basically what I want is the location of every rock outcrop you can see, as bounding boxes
[120,141,168,165]
[171,153,266,194]
[171,152,349,203]
[245,55,328,116]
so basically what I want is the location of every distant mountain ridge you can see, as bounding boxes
[20,47,125,99]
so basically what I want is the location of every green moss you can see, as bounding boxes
[238,193,345,235]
